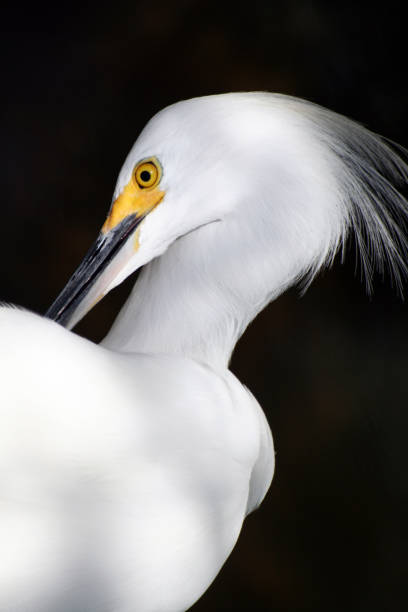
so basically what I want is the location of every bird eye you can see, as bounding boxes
[134,159,161,189]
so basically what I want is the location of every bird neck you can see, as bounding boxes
[102,210,329,369]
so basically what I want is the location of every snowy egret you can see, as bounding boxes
[1,92,408,611]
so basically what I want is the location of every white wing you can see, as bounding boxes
[0,307,273,612]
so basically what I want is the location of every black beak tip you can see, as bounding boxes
[44,214,142,329]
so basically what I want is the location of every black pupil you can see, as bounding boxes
[140,169,152,183]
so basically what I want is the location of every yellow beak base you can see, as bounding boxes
[102,178,165,235]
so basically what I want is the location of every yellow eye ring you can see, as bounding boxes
[134,158,161,189]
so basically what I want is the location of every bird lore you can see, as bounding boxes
[1,93,408,611]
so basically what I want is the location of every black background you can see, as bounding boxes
[1,1,408,610]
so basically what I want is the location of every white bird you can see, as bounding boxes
[1,92,407,612]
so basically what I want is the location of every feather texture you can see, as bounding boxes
[289,94,408,291]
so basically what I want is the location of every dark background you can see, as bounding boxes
[1,1,408,610]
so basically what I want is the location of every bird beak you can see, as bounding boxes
[46,179,164,329]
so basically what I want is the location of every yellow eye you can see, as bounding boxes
[134,159,161,189]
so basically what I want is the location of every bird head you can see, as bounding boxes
[47,93,408,331]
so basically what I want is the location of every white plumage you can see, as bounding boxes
[0,92,407,611]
